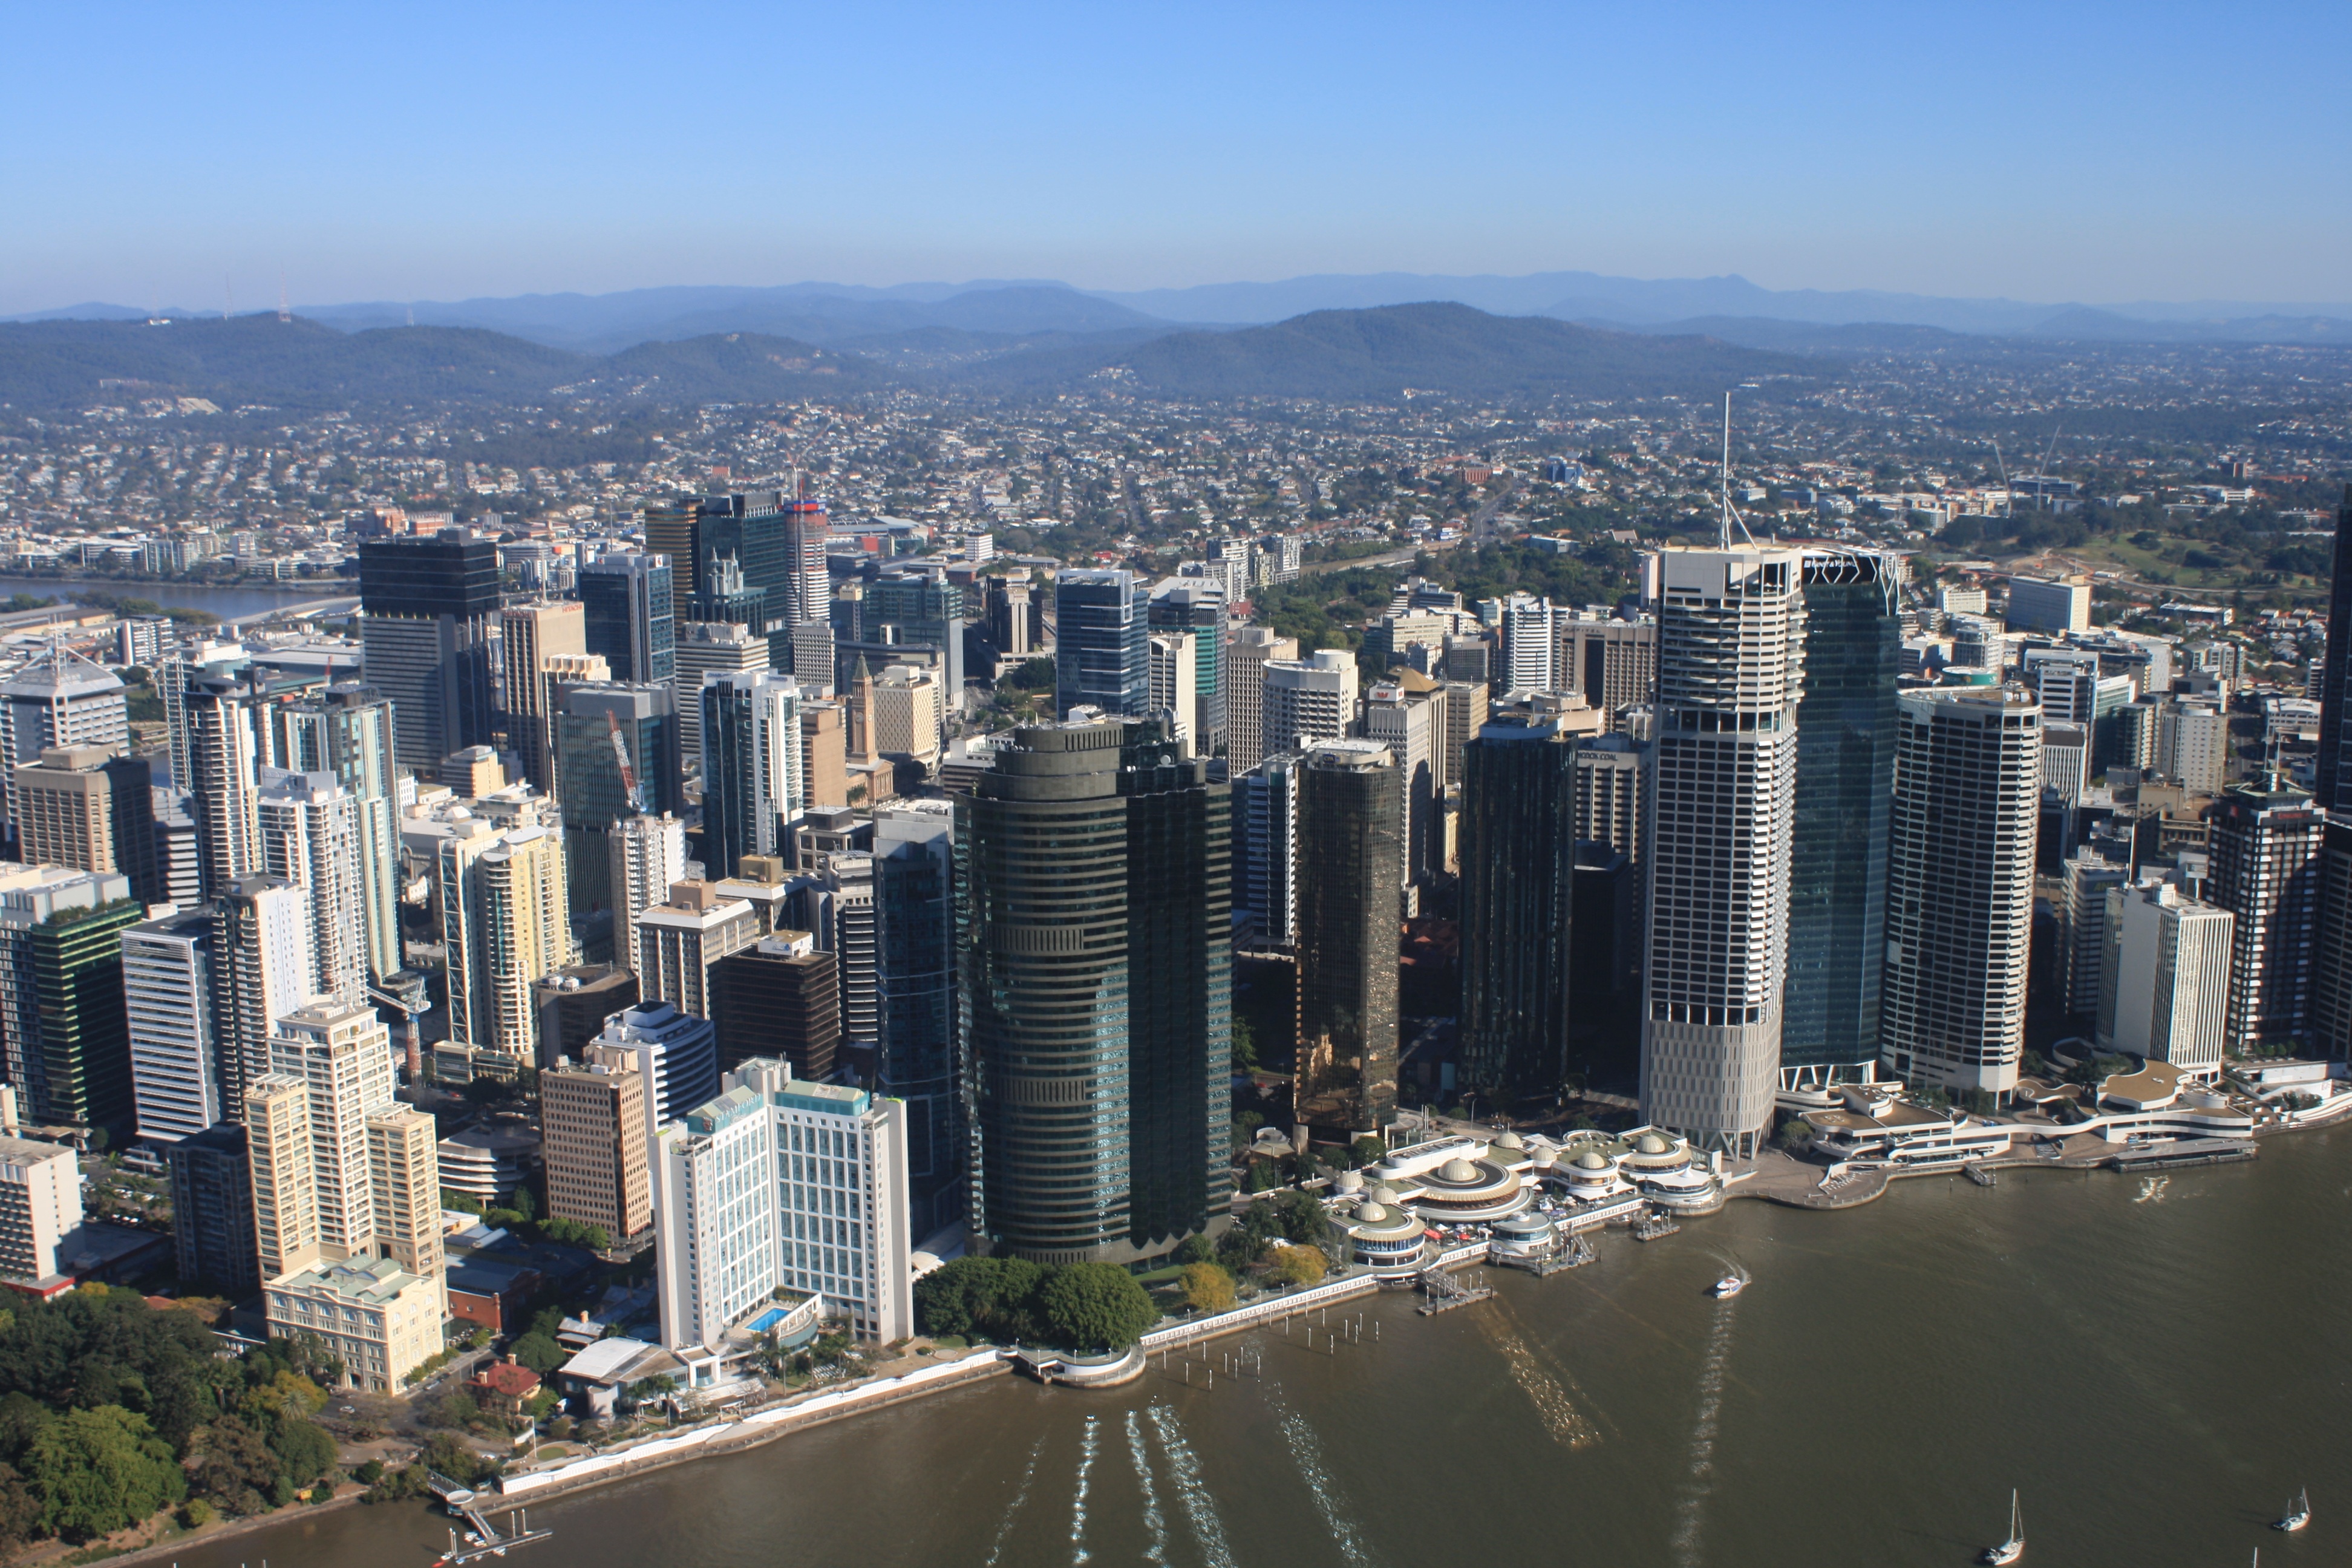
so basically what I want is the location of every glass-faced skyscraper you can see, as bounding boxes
[1054,570,1150,720]
[643,492,829,673]
[2313,485,2352,813]
[578,552,676,687]
[874,802,960,1241]
[1294,742,1402,1132]
[356,529,500,771]
[956,714,1230,1266]
[1781,549,1902,1086]
[1457,708,1578,1103]
[1639,546,1805,1159]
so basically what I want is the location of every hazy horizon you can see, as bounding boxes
[5,2,2348,317]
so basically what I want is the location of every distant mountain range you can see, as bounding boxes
[0,302,1809,412]
[15,268,2351,348]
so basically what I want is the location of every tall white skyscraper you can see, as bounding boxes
[270,685,403,985]
[609,814,688,975]
[256,769,365,1010]
[1638,547,1805,1158]
[1262,651,1359,759]
[215,877,316,1115]
[1880,686,2043,1097]
[182,676,263,901]
[653,1056,909,1353]
[2099,881,2233,1080]
[124,908,222,1142]
[1224,628,1297,774]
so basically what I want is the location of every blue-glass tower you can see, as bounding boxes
[1054,570,1149,720]
[1782,549,1902,1083]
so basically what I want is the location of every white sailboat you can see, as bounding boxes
[2273,1486,2309,1532]
[1978,1489,2024,1565]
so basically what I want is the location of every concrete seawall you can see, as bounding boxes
[494,1351,1013,1506]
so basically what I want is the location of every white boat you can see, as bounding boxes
[2273,1487,2309,1532]
[1711,1275,1745,1298]
[1978,1489,2024,1565]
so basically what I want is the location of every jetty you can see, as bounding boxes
[1417,1266,1495,1315]
[429,1472,552,1565]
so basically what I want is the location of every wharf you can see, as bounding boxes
[2108,1138,2259,1171]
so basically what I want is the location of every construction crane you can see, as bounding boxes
[606,712,646,812]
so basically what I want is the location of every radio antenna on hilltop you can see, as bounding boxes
[1719,387,1758,549]
[223,276,233,321]
[277,273,290,324]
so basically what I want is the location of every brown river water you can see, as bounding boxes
[168,1123,2352,1567]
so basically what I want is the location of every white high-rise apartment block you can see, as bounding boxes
[704,670,808,856]
[124,908,221,1142]
[1262,650,1359,759]
[2099,881,2232,1080]
[1495,595,1558,691]
[1224,628,1296,773]
[676,621,769,761]
[217,877,316,1111]
[439,819,572,1068]
[1638,547,1805,1157]
[256,769,365,1010]
[0,1135,84,1289]
[1148,631,1198,754]
[2160,701,2230,795]
[1880,685,2042,1097]
[653,1057,909,1362]
[2005,573,2092,635]
[609,814,688,975]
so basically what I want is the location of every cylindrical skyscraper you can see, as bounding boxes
[1294,740,1402,1133]
[957,714,1230,1266]
[1639,546,1805,1158]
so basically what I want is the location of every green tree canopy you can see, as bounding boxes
[509,1333,566,1376]
[1037,1264,1158,1353]
[27,1405,186,1542]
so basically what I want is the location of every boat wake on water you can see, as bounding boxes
[1068,1414,1099,1564]
[2134,1175,2171,1204]
[1471,1300,1602,1448]
[1145,1404,1236,1568]
[1264,1385,1381,1568]
[979,1435,1046,1568]
[1123,1410,1171,1565]
[1669,1293,1739,1568]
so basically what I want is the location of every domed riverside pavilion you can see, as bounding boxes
[1334,1197,1435,1277]
[1396,1152,1533,1224]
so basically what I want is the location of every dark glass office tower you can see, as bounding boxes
[875,803,959,1241]
[554,682,681,918]
[1457,711,1578,1103]
[356,529,500,770]
[578,552,675,685]
[1294,742,1402,1132]
[644,492,829,671]
[1054,570,1149,720]
[863,567,969,696]
[1782,550,1902,1085]
[957,714,1230,1266]
[2313,485,2352,813]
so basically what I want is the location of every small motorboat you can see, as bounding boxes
[2273,1488,2310,1532]
[1711,1274,1745,1298]
[1979,1489,2024,1565]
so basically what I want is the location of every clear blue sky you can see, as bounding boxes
[4,1,2347,315]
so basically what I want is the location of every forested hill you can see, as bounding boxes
[0,302,1817,412]
[1105,302,1817,402]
